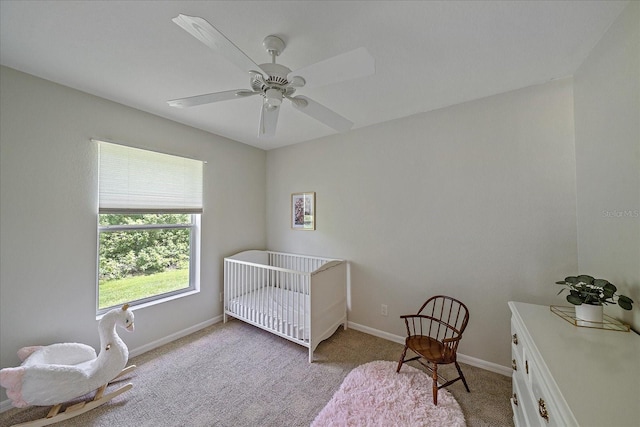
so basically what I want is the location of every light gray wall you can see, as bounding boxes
[573,1,639,330]
[0,66,266,401]
[266,78,578,366]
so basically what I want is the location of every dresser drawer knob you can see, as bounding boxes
[538,398,549,422]
[513,393,518,406]
[512,333,518,345]
[512,359,517,371]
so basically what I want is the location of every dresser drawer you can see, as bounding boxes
[511,392,525,427]
[528,357,563,427]
[511,318,524,363]
[512,372,535,427]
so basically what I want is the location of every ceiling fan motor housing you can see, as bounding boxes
[252,63,296,100]
[255,63,290,86]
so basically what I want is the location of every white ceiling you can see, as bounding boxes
[0,1,628,150]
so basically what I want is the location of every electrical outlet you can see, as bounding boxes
[381,304,388,316]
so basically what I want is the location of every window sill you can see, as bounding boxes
[96,288,200,320]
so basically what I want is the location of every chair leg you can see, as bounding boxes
[396,346,408,373]
[432,363,439,405]
[455,361,470,392]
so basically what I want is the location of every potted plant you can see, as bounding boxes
[556,275,634,326]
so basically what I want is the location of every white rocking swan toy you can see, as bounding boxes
[0,304,137,426]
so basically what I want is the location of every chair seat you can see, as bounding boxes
[406,336,453,364]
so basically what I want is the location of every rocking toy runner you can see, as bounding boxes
[0,304,137,426]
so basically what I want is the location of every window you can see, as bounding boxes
[96,141,203,312]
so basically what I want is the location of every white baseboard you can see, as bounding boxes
[129,315,223,358]
[348,321,512,377]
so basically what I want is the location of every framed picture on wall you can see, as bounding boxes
[291,192,316,230]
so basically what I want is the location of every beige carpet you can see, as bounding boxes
[0,320,513,427]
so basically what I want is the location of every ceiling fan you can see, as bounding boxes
[167,14,375,138]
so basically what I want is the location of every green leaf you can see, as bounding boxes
[566,294,583,305]
[555,281,567,285]
[618,299,633,310]
[564,276,579,284]
[618,295,634,310]
[557,289,566,295]
[602,282,617,293]
[576,275,594,285]
[618,295,634,304]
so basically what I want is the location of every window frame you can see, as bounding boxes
[96,213,201,315]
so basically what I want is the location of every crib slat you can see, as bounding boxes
[252,265,257,323]
[259,266,263,327]
[240,263,244,315]
[244,265,248,320]
[304,274,309,341]
[282,271,286,335]
[247,265,251,322]
[295,274,300,339]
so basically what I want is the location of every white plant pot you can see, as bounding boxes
[575,304,603,327]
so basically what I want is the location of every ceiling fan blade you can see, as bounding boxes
[290,96,353,132]
[167,89,257,108]
[259,101,280,138]
[172,14,263,74]
[287,47,374,89]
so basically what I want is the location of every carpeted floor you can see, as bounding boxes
[0,319,514,427]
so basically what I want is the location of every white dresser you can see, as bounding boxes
[508,301,640,427]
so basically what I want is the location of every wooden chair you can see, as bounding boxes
[396,295,470,405]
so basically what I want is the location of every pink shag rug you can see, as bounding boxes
[311,361,466,427]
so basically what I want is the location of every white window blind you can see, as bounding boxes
[97,140,203,213]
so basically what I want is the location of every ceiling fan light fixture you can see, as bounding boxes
[265,88,283,107]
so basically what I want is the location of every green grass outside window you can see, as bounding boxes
[99,269,189,309]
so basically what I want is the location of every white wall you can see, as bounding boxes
[266,78,578,366]
[573,1,640,330]
[0,66,266,401]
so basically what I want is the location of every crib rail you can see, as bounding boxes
[226,250,334,272]
[267,251,329,273]
[224,251,335,300]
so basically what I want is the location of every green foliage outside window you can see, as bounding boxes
[99,214,191,281]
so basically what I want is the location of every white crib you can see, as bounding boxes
[224,250,347,362]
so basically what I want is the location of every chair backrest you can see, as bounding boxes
[415,295,469,343]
